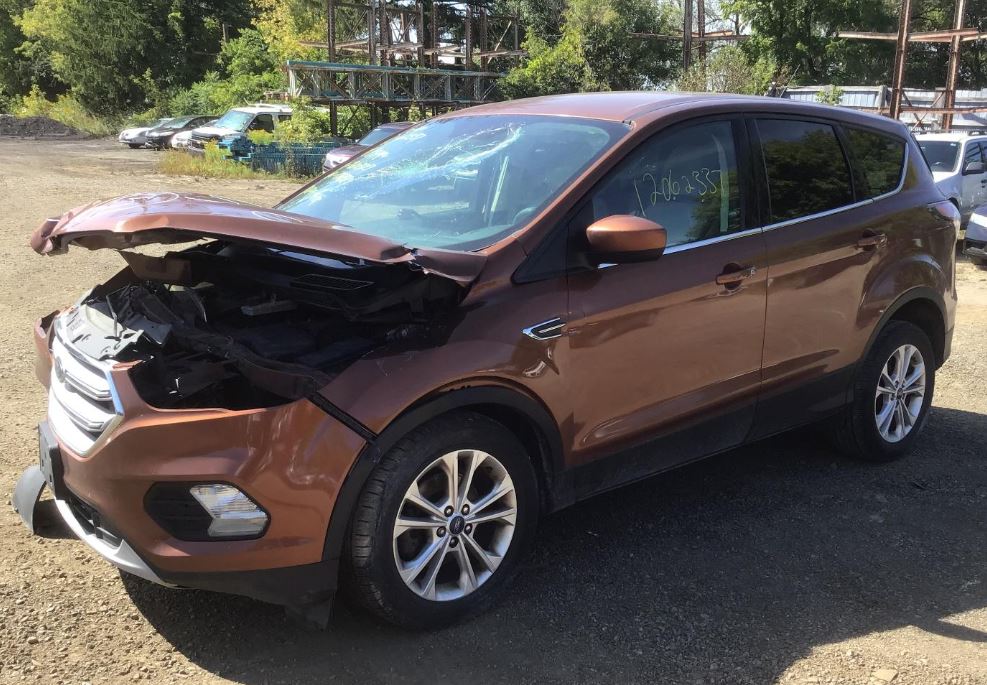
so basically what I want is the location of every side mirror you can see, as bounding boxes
[585,215,667,263]
[963,160,985,175]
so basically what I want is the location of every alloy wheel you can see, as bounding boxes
[874,343,926,443]
[392,449,517,601]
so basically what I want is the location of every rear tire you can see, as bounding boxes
[127,143,142,149]
[346,411,538,629]
[831,321,935,462]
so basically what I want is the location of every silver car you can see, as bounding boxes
[118,118,173,148]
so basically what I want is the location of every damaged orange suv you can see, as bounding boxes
[15,93,957,629]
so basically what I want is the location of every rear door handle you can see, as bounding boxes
[856,232,888,250]
[715,265,756,288]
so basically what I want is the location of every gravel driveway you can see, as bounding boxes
[2,138,987,685]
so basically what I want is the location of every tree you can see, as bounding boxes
[17,0,252,113]
[500,0,679,98]
[675,45,777,94]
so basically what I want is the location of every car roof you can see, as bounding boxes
[443,92,908,133]
[232,104,293,114]
[915,132,986,142]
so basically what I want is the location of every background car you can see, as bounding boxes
[323,121,413,171]
[170,120,215,150]
[143,115,214,149]
[916,131,987,225]
[117,118,172,148]
[187,104,292,154]
[964,205,987,266]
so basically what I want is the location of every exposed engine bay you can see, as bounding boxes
[64,241,464,410]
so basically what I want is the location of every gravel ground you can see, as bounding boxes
[2,138,987,685]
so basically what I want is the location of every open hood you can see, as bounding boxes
[30,192,486,286]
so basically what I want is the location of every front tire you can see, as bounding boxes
[831,321,935,462]
[347,411,538,629]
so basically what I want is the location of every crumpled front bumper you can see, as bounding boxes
[14,463,169,586]
[14,314,369,608]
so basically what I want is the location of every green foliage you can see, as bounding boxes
[675,45,776,95]
[501,0,678,99]
[16,0,252,113]
[247,129,276,145]
[166,30,285,117]
[274,98,334,144]
[816,84,844,105]
[567,0,679,90]
[499,34,591,99]
[14,85,117,134]
[158,142,280,179]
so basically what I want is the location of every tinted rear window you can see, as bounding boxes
[845,127,905,198]
[756,119,854,223]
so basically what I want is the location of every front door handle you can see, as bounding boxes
[856,232,888,250]
[715,265,756,288]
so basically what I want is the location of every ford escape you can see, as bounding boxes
[14,93,957,629]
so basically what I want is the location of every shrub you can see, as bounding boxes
[14,85,116,135]
[274,97,333,144]
[158,142,279,179]
[816,85,845,106]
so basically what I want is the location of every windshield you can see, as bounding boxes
[213,110,254,131]
[161,116,195,129]
[280,115,626,251]
[358,125,405,147]
[919,140,961,171]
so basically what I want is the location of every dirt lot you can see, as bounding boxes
[2,138,987,685]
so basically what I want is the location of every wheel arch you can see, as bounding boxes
[321,385,565,565]
[864,287,947,369]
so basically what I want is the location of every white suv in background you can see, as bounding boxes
[916,131,987,225]
[186,104,293,153]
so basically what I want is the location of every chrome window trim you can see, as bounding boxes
[592,126,909,260]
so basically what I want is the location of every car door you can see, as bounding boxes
[749,117,907,438]
[564,117,767,483]
[960,139,987,213]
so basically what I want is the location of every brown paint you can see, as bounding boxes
[26,93,956,601]
[585,215,668,257]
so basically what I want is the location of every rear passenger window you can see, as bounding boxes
[756,119,854,223]
[845,127,905,197]
[588,120,743,247]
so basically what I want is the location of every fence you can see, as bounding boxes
[218,140,347,176]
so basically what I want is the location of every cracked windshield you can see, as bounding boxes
[280,115,626,251]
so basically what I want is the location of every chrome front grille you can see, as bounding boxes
[47,322,119,454]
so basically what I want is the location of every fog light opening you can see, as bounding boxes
[189,484,268,538]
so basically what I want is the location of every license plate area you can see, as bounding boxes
[38,422,66,499]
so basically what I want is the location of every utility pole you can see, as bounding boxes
[682,0,693,70]
[696,0,706,64]
[888,0,912,119]
[942,0,968,130]
[326,0,337,136]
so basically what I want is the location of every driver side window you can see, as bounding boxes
[589,120,742,247]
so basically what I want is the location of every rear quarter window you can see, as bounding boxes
[845,127,906,198]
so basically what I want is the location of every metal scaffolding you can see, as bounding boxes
[837,0,987,129]
[291,1,523,135]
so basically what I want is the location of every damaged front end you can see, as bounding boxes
[32,193,484,412]
[56,240,467,413]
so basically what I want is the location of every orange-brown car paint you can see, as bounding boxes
[29,93,956,582]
